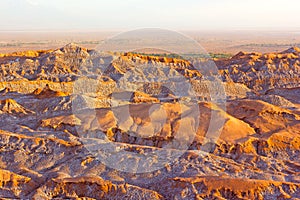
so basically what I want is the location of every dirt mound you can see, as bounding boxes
[227,99,300,134]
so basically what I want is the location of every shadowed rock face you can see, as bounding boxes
[0,44,299,199]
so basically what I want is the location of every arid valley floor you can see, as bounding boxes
[0,43,299,199]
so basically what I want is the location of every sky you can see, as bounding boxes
[1,0,300,31]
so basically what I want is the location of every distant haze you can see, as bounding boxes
[1,0,300,31]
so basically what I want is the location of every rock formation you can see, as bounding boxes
[0,44,299,199]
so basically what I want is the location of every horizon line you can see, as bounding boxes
[1,27,300,33]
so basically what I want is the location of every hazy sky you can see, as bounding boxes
[1,0,300,31]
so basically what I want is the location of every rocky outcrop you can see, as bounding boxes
[33,176,164,199]
[153,176,300,199]
[0,99,34,115]
[259,94,295,108]
[217,47,300,92]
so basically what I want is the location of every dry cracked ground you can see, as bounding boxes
[0,43,299,199]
